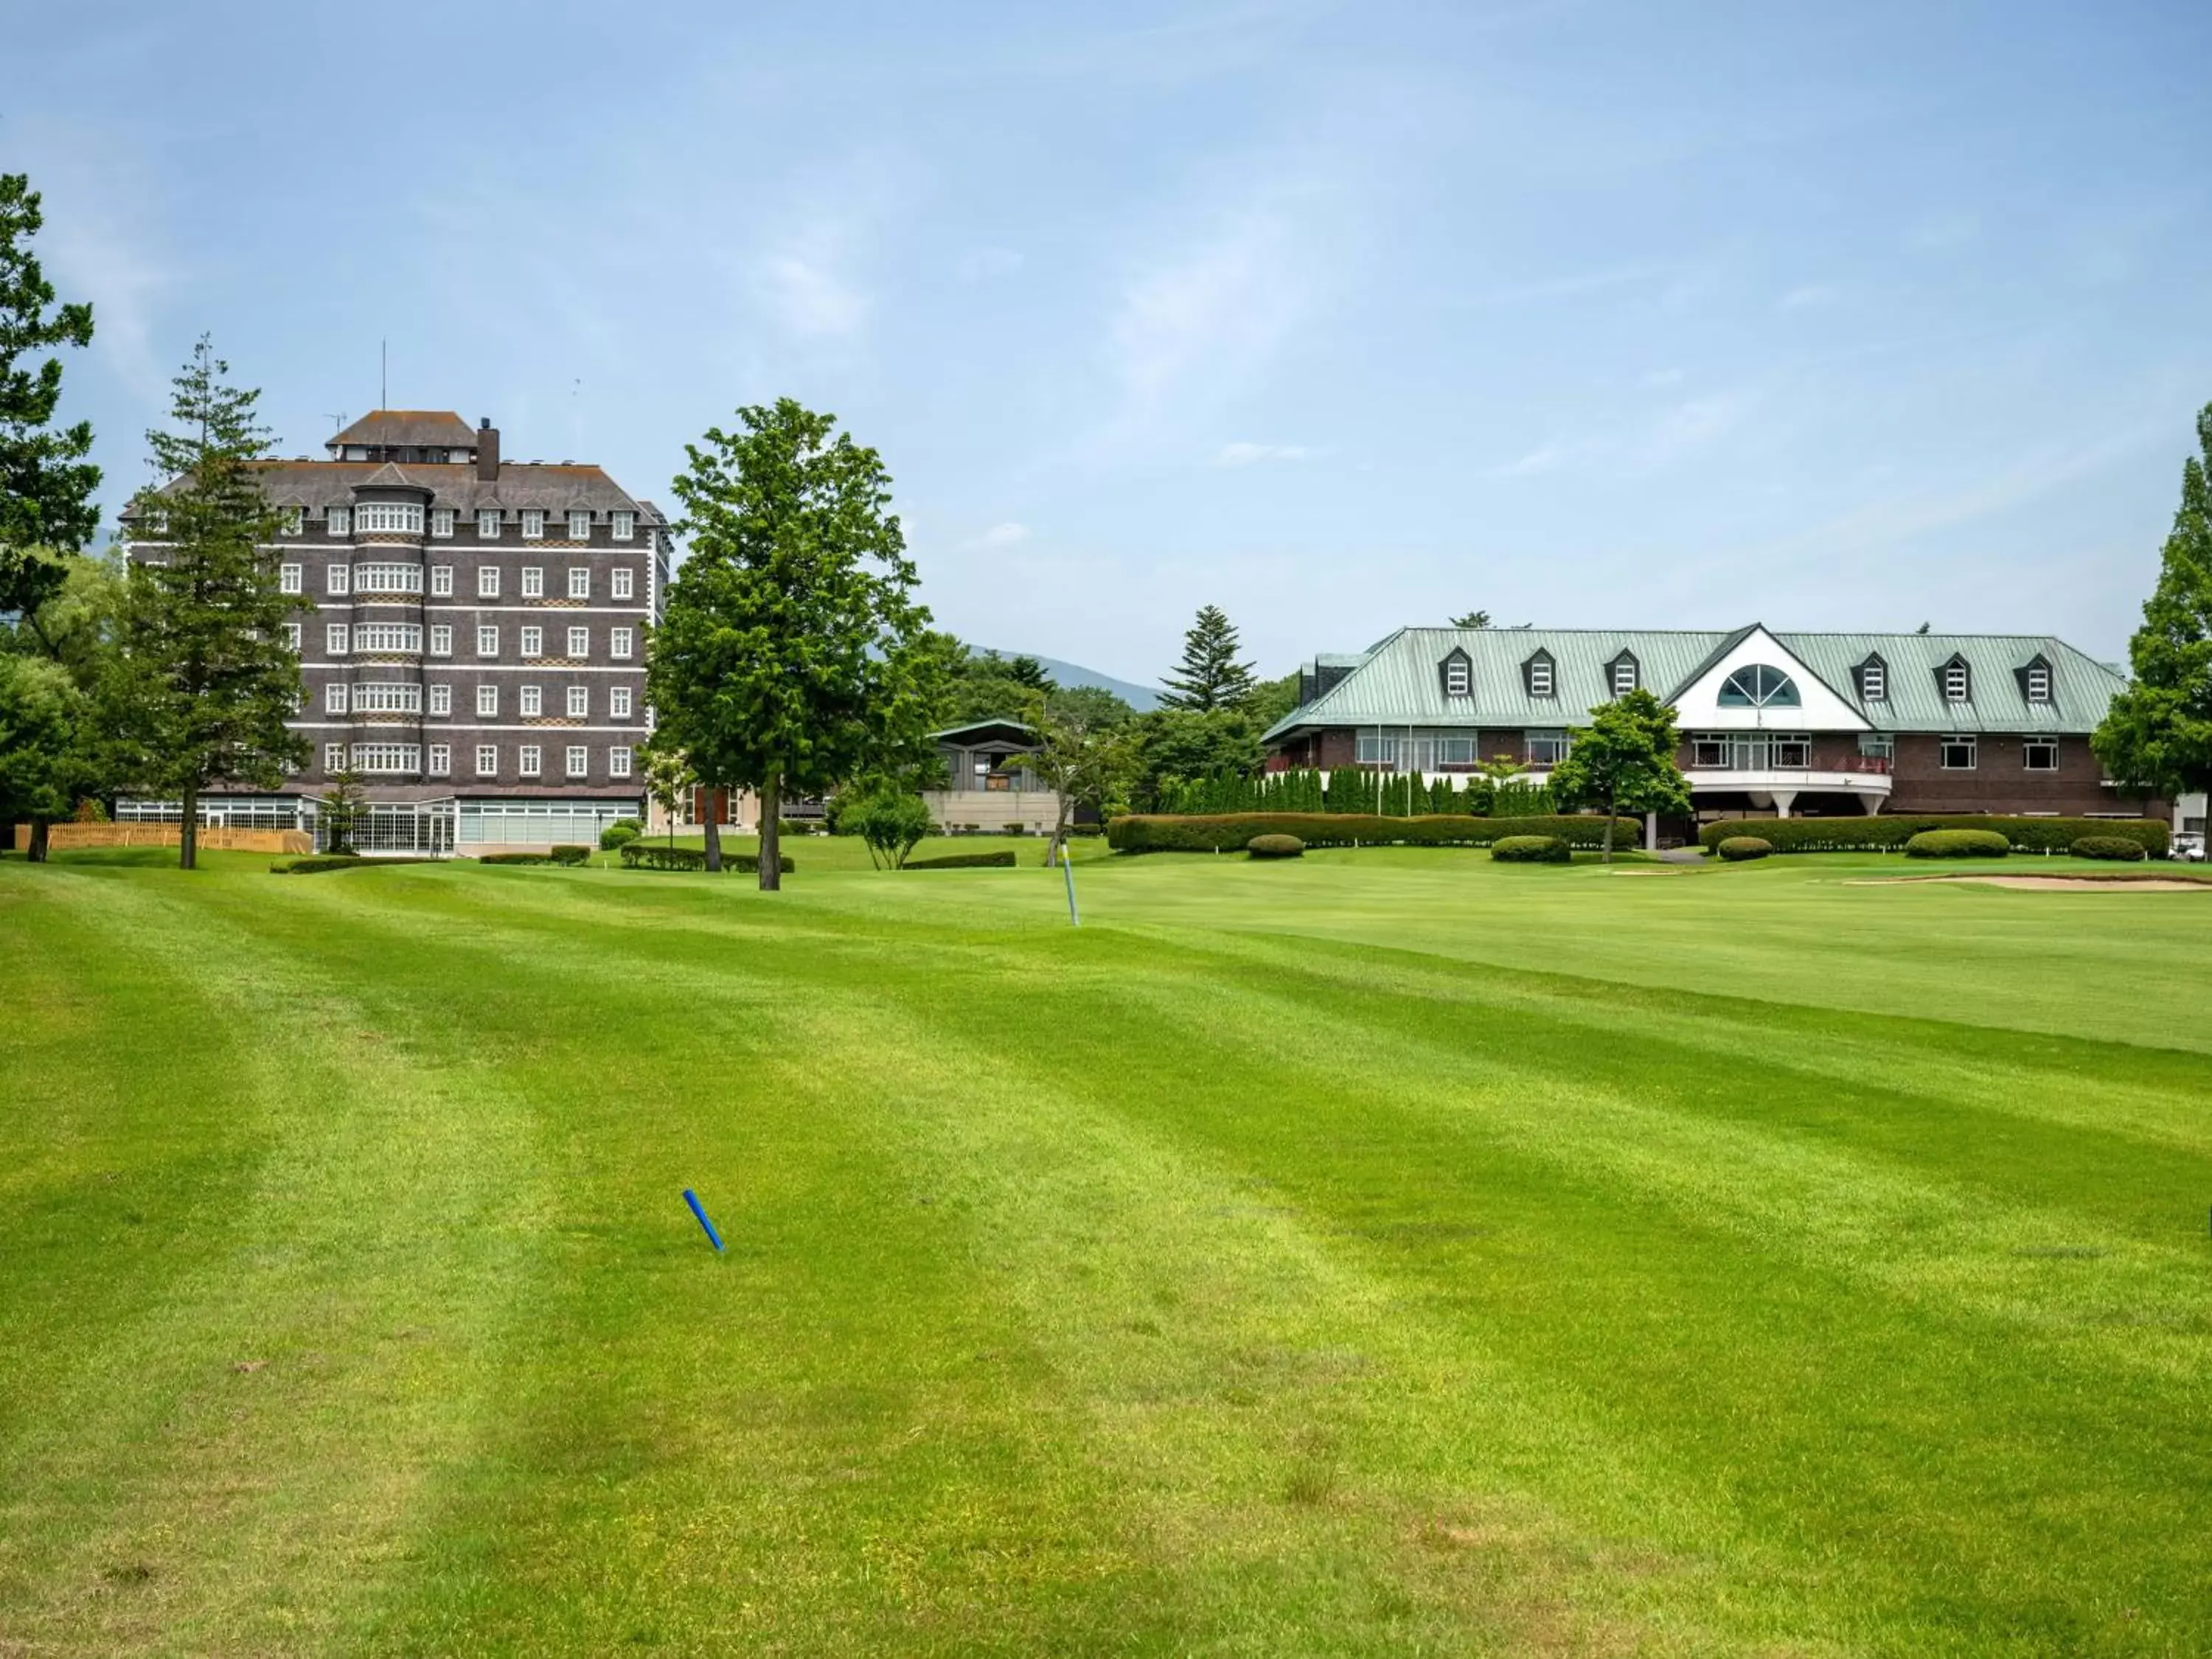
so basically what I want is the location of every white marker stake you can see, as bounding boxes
[1062,849,1080,927]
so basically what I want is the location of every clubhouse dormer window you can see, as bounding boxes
[2023,658,2052,704]
[1439,648,1472,698]
[1524,651,1555,698]
[1608,653,1639,696]
[1856,655,1887,701]
[1941,655,1971,702]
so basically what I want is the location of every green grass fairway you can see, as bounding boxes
[4,848,2208,1655]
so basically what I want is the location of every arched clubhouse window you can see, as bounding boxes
[1717,664,1801,707]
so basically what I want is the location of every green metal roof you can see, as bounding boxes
[1264,625,2126,740]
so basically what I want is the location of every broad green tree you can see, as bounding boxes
[640,741,697,852]
[939,644,1054,725]
[1160,604,1256,712]
[1131,705,1265,810]
[1546,688,1691,862]
[1028,686,1137,867]
[649,398,940,889]
[2094,402,2212,805]
[841,784,935,869]
[102,340,306,869]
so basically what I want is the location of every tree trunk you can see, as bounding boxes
[27,820,50,863]
[181,787,198,871]
[759,776,782,891]
[1602,794,1615,864]
[1046,795,1073,868]
[703,792,723,873]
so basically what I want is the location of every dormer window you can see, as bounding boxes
[522,510,545,540]
[478,509,501,540]
[327,506,351,537]
[1856,655,1887,702]
[1941,656,1970,703]
[1524,651,1555,698]
[1439,647,1472,698]
[1608,653,1639,697]
[2023,658,2052,704]
[612,509,635,541]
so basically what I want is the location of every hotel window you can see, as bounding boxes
[327,506,351,537]
[430,564,453,597]
[1940,734,1978,770]
[353,622,422,653]
[611,566,633,599]
[476,744,498,777]
[610,685,633,718]
[349,742,421,774]
[428,743,451,776]
[610,626,633,659]
[2023,738,2059,771]
[612,510,635,541]
[566,745,588,779]
[478,565,500,599]
[476,684,498,717]
[429,683,451,716]
[1944,660,1970,702]
[2025,663,2051,703]
[478,509,501,539]
[429,624,453,656]
[566,685,588,718]
[1436,734,1475,765]
[566,626,589,658]
[282,507,304,535]
[282,622,302,651]
[521,625,543,657]
[355,503,424,535]
[610,745,633,779]
[326,683,349,715]
[1526,729,1571,765]
[523,566,543,598]
[279,563,302,594]
[567,510,591,540]
[327,622,349,655]
[568,566,591,599]
[519,744,541,778]
[1610,657,1638,696]
[520,684,542,717]
[477,625,498,656]
[324,742,345,773]
[352,563,423,594]
[522,509,544,540]
[432,508,455,538]
[1526,655,1554,698]
[327,563,350,596]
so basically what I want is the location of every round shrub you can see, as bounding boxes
[1903,828,2011,859]
[1246,834,1304,859]
[1717,836,1773,862]
[2070,835,2146,861]
[1492,835,1570,864]
[599,821,641,851]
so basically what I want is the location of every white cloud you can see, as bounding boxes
[1213,441,1311,467]
[1491,442,1569,478]
[967,521,1031,548]
[758,246,869,340]
[1777,284,1840,311]
[747,151,922,343]
[957,246,1023,282]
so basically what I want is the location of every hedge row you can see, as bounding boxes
[618,842,796,873]
[1492,835,1569,863]
[903,850,1017,869]
[1694,815,2169,857]
[1107,813,1642,854]
[271,855,443,874]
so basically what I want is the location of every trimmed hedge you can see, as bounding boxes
[272,854,443,874]
[1905,829,2011,859]
[618,842,796,873]
[1717,836,1773,862]
[551,845,591,865]
[478,852,554,866]
[1247,834,1304,859]
[2070,835,2147,861]
[1697,814,2168,857]
[903,850,1017,869]
[1108,813,1641,854]
[599,822,641,851]
[1492,835,1570,863]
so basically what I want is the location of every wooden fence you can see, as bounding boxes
[11,824,313,855]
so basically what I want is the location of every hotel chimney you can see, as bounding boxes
[476,416,500,481]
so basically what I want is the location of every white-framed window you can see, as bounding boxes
[352,683,422,714]
[430,564,453,597]
[611,685,633,718]
[279,563,302,594]
[327,506,351,537]
[354,622,423,653]
[520,684,543,717]
[282,622,302,651]
[2024,738,2059,771]
[522,566,543,598]
[566,626,589,658]
[611,566,633,600]
[1861,661,1886,701]
[282,507,304,536]
[1526,729,1571,765]
[1444,657,1470,696]
[324,742,345,773]
[476,684,499,717]
[519,744,541,778]
[566,745,588,779]
[1859,731,1894,759]
[1528,658,1554,698]
[429,683,451,716]
[431,508,455,539]
[567,510,591,540]
[476,745,499,777]
[1941,733,1978,770]
[566,685,588,718]
[612,509,635,541]
[610,626,633,659]
[1944,661,1970,702]
[1611,658,1638,696]
[327,622,350,655]
[610,745,633,779]
[2025,664,2051,703]
[428,743,451,776]
[521,625,543,657]
[478,565,501,599]
[522,509,544,540]
[1354,734,1399,766]
[349,742,421,774]
[477,509,501,539]
[429,624,453,657]
[568,566,590,599]
[477,625,499,657]
[325,682,349,715]
[355,503,424,536]
[352,563,423,594]
[327,563,350,596]
[1691,733,1728,768]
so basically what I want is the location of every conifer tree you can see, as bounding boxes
[1160,604,1257,712]
[103,339,305,869]
[0,172,99,622]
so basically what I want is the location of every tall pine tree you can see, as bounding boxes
[104,339,305,869]
[2093,401,2212,807]
[1159,604,1257,712]
[0,172,99,622]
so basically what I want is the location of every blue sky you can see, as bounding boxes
[13,1,2211,684]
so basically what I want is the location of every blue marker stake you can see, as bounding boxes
[683,1188,725,1252]
[1061,851,1080,928]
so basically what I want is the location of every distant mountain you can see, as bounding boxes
[982,650,1160,712]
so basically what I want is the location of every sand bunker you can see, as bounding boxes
[1852,875,2211,892]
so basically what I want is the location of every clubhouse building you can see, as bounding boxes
[120,411,667,852]
[1263,624,2166,831]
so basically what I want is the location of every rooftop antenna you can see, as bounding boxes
[380,338,388,411]
[324,413,347,434]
